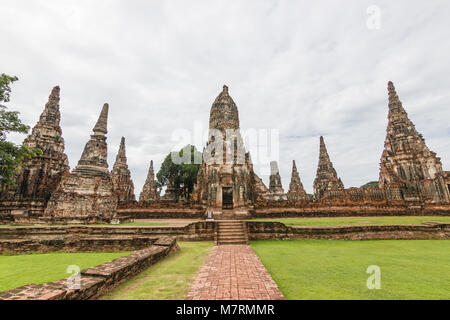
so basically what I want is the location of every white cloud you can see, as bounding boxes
[1,0,449,195]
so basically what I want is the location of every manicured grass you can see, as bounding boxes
[251,240,450,300]
[249,216,450,226]
[100,242,213,300]
[0,252,130,292]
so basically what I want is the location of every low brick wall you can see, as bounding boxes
[116,208,203,219]
[0,222,216,241]
[252,205,450,218]
[0,236,179,300]
[1,221,449,243]
[0,237,160,255]
[247,222,450,240]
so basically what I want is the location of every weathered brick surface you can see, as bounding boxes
[0,236,179,300]
[139,160,160,202]
[188,245,284,300]
[45,104,117,220]
[0,86,70,216]
[379,82,450,204]
[247,222,450,240]
[111,137,135,203]
[0,237,159,254]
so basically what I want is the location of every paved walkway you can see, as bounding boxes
[187,245,285,300]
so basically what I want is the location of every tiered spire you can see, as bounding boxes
[3,86,70,206]
[287,160,308,201]
[379,81,450,203]
[111,137,136,202]
[139,160,160,202]
[267,161,287,201]
[45,103,117,219]
[72,103,110,177]
[313,136,344,200]
[209,84,240,131]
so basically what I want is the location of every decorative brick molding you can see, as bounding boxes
[247,222,450,240]
[0,236,179,300]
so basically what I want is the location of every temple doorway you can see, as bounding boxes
[222,187,233,210]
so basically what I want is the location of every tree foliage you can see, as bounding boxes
[361,181,379,188]
[0,73,41,188]
[156,145,202,200]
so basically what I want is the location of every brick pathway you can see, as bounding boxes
[187,245,285,300]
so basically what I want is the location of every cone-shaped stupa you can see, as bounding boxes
[379,81,450,203]
[111,137,136,202]
[45,104,117,220]
[267,161,287,201]
[72,103,109,176]
[139,160,160,202]
[313,136,344,200]
[287,160,308,201]
[1,86,70,215]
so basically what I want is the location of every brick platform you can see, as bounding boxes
[188,245,285,300]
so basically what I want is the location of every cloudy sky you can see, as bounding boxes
[1,0,449,195]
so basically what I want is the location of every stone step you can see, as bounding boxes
[218,227,244,231]
[217,240,248,245]
[217,232,245,236]
[215,221,248,245]
[218,236,247,241]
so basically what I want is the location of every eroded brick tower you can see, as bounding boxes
[313,136,344,200]
[45,104,118,219]
[111,137,136,203]
[139,160,160,202]
[287,160,308,201]
[379,81,450,203]
[0,86,70,216]
[194,85,265,216]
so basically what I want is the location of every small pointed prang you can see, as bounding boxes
[93,103,109,135]
[270,161,280,175]
[223,85,229,94]
[292,160,297,172]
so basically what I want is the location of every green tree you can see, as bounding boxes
[0,74,41,188]
[361,181,379,188]
[156,145,202,200]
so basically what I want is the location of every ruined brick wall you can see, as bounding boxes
[0,237,179,300]
[247,221,450,240]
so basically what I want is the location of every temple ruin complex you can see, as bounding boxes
[1,81,449,223]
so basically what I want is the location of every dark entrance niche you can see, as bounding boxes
[447,184,450,193]
[222,187,233,210]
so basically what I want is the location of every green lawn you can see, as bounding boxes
[100,242,213,300]
[251,240,450,300]
[0,252,130,292]
[249,216,450,226]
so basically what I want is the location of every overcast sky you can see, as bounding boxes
[1,0,449,195]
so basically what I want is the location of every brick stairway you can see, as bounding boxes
[216,221,248,245]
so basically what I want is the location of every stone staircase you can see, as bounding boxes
[216,221,248,245]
